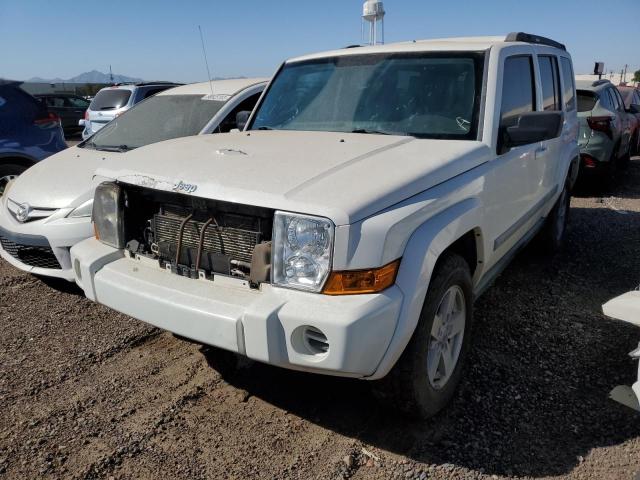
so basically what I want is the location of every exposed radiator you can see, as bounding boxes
[152,211,261,268]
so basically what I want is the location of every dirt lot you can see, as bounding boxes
[1,160,640,480]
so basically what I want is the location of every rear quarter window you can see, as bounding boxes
[90,89,132,111]
[559,58,576,111]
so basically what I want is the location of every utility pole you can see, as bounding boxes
[109,65,114,85]
[623,64,628,83]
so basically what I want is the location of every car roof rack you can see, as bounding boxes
[505,32,566,51]
[591,79,611,87]
[343,44,363,49]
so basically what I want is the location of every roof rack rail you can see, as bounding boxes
[505,32,566,51]
[343,44,363,49]
[591,79,611,87]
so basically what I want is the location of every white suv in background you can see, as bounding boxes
[80,82,181,139]
[0,79,267,281]
[72,33,579,418]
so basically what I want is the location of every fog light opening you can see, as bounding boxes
[303,326,329,355]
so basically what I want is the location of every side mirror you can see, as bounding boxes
[235,111,251,131]
[503,111,564,150]
[629,104,640,114]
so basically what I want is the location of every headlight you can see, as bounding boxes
[272,211,334,292]
[93,182,124,249]
[67,199,94,218]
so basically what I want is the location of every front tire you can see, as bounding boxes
[373,253,473,419]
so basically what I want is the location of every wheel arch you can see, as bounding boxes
[368,197,485,380]
[0,153,38,170]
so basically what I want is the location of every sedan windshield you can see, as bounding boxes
[251,52,484,139]
[82,94,225,151]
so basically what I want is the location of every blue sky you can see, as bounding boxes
[1,0,638,82]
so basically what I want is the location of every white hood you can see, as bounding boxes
[8,146,122,209]
[97,131,491,225]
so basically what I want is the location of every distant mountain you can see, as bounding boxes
[27,70,144,84]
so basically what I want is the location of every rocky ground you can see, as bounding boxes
[1,160,640,480]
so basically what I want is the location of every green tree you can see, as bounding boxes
[634,70,640,83]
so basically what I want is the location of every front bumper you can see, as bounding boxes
[0,205,93,281]
[71,238,403,378]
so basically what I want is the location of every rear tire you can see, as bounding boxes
[373,253,473,419]
[0,163,27,196]
[538,184,570,253]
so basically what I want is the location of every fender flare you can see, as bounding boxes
[368,197,483,379]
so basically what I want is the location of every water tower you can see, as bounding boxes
[362,0,385,45]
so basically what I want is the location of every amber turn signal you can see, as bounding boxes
[322,259,401,295]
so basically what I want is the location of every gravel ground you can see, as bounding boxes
[1,159,640,480]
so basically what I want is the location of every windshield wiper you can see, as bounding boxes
[94,144,132,152]
[351,128,406,136]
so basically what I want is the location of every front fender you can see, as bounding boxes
[367,197,483,379]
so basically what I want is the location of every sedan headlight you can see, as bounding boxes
[93,182,124,249]
[67,199,94,218]
[272,211,334,292]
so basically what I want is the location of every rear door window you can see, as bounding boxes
[538,55,561,111]
[613,88,626,111]
[559,58,576,110]
[500,56,535,129]
[90,89,132,111]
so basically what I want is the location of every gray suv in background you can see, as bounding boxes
[577,79,633,182]
[80,82,180,139]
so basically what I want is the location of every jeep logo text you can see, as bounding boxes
[172,181,198,194]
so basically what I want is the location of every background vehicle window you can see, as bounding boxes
[90,89,132,111]
[607,89,620,110]
[560,58,576,110]
[500,56,535,129]
[215,92,262,133]
[577,90,597,112]
[84,94,226,150]
[142,87,167,100]
[613,89,625,111]
[538,56,561,111]
[66,96,90,108]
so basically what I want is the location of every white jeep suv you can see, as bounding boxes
[71,33,579,418]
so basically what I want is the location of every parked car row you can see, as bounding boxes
[0,78,266,279]
[577,79,640,183]
[0,32,637,418]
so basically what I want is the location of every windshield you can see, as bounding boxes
[90,89,132,111]
[251,52,484,139]
[82,94,225,151]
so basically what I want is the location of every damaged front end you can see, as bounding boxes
[120,184,274,288]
